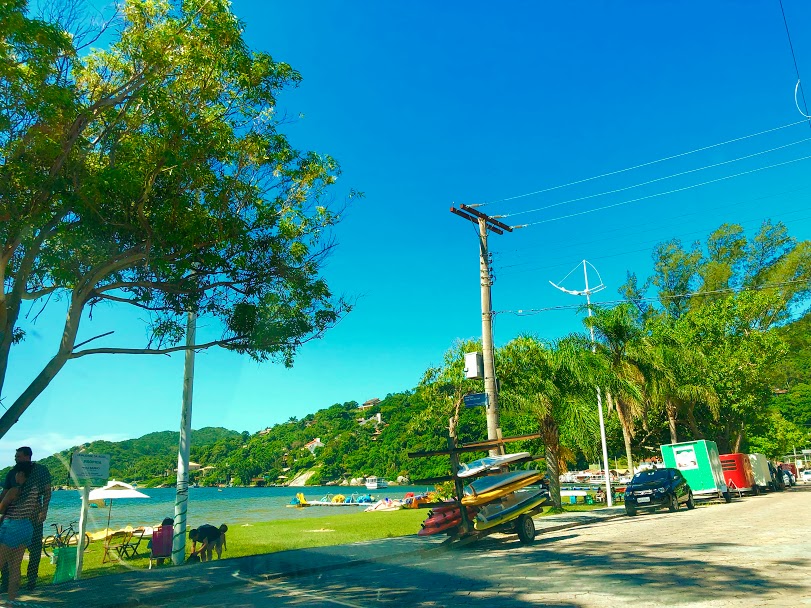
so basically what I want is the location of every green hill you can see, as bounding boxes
[21,427,244,487]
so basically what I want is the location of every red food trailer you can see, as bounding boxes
[720,453,759,495]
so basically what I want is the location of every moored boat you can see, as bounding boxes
[365,476,389,490]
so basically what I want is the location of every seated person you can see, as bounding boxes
[148,517,174,565]
[189,524,227,562]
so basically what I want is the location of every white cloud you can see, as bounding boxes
[0,431,130,463]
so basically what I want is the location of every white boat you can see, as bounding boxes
[365,476,388,490]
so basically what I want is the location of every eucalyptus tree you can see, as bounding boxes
[1,0,353,437]
[499,335,603,509]
[645,314,718,444]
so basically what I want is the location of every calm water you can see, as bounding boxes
[46,486,428,533]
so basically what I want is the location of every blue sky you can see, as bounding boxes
[4,1,811,459]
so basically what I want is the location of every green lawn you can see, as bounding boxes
[35,509,427,586]
[34,503,609,586]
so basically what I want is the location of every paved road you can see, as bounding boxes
[154,486,811,608]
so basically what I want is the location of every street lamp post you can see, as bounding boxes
[550,260,613,507]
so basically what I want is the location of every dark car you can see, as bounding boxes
[768,461,786,491]
[624,467,694,516]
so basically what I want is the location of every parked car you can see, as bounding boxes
[768,461,786,491]
[801,470,811,484]
[777,464,797,486]
[624,467,694,516]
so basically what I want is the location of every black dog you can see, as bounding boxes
[186,553,201,564]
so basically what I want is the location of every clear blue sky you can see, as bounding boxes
[5,1,811,460]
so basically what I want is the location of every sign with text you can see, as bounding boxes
[464,392,489,408]
[70,453,110,487]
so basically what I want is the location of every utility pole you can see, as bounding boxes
[550,260,613,507]
[450,204,512,455]
[172,309,196,565]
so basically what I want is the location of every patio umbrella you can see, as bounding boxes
[88,480,150,534]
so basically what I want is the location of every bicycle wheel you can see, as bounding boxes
[42,536,57,558]
[66,532,91,550]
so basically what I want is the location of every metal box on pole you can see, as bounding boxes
[464,352,483,379]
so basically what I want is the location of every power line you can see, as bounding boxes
[497,211,811,279]
[472,120,808,207]
[492,183,811,260]
[494,279,811,317]
[513,153,811,228]
[502,137,811,219]
[779,0,811,125]
[497,202,811,275]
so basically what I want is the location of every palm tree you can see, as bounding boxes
[499,335,601,509]
[584,304,649,474]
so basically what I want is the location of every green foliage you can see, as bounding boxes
[1,0,351,438]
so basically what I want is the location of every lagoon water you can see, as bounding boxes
[46,486,428,533]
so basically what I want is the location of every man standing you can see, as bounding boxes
[0,447,52,593]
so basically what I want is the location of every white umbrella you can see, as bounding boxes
[88,480,150,534]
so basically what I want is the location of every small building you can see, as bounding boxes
[303,438,324,454]
[359,398,380,411]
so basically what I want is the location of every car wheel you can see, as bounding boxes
[625,505,637,517]
[515,514,536,544]
[668,493,678,512]
[686,492,695,510]
[722,490,732,503]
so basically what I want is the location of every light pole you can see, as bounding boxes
[550,260,613,507]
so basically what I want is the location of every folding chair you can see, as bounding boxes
[149,525,173,569]
[102,530,132,563]
[120,526,147,558]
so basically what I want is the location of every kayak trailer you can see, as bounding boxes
[408,430,551,547]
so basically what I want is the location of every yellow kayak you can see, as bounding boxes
[461,473,542,506]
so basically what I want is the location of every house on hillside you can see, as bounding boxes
[359,398,380,411]
[303,438,324,454]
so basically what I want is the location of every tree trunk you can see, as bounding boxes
[666,401,678,444]
[621,421,634,474]
[686,406,703,439]
[542,418,562,509]
[0,295,82,439]
[732,420,745,453]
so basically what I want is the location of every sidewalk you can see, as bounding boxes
[17,506,626,608]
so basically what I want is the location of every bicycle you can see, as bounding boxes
[43,521,91,557]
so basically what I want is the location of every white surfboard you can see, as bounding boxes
[457,452,532,479]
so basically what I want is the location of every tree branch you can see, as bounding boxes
[69,336,247,358]
[73,331,115,350]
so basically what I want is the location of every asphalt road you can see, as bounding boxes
[158,486,811,608]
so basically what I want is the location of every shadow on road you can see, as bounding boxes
[227,526,800,607]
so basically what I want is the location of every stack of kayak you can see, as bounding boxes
[419,452,549,536]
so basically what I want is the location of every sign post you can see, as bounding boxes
[69,454,110,580]
[463,392,489,408]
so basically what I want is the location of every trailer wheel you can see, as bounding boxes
[515,514,536,544]
[722,490,732,503]
[752,484,760,496]
[686,492,695,510]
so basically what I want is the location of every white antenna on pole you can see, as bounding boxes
[550,260,613,507]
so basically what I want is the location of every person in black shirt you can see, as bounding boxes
[188,524,227,562]
[0,447,51,593]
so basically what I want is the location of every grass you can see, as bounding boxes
[33,502,610,587]
[33,509,427,586]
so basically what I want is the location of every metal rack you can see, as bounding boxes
[408,431,550,546]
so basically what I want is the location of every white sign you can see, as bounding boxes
[70,453,110,487]
[674,446,698,471]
